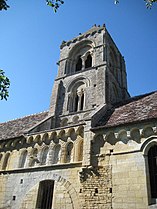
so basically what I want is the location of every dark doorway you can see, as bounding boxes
[148,145,157,198]
[36,180,54,209]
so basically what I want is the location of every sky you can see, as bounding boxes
[0,0,157,123]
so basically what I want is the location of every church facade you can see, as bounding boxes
[0,25,157,209]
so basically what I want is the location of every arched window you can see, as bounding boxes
[40,147,49,165]
[76,56,82,72]
[19,150,28,168]
[36,180,54,209]
[53,144,61,164]
[66,142,73,163]
[2,153,10,170]
[68,83,85,113]
[85,54,92,68]
[148,145,157,198]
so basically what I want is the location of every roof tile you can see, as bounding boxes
[95,91,157,128]
[0,111,49,140]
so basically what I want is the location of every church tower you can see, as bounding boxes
[49,24,129,128]
[1,24,156,209]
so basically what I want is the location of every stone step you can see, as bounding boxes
[148,205,157,209]
[148,199,157,209]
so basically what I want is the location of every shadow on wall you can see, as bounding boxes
[91,135,105,167]
[55,81,65,117]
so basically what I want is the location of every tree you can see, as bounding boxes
[114,0,157,8]
[0,0,64,11]
[46,0,64,12]
[0,69,10,100]
[0,0,157,11]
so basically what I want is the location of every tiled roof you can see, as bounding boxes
[1,91,157,139]
[94,91,157,129]
[0,111,49,140]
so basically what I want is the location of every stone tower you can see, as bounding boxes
[1,24,157,209]
[49,24,129,129]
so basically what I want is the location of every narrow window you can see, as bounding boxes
[19,150,28,168]
[36,180,54,209]
[148,145,157,198]
[76,56,82,71]
[12,196,16,201]
[67,95,70,111]
[85,54,92,68]
[66,142,73,163]
[80,93,84,111]
[74,94,79,112]
[2,153,10,170]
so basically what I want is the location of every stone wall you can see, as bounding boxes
[80,166,112,209]
[0,166,81,209]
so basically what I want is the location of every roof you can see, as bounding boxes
[0,111,49,140]
[94,91,157,129]
[0,91,157,139]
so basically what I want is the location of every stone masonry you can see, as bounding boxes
[0,25,157,209]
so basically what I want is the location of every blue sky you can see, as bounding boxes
[0,0,157,123]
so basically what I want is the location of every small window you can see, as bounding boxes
[80,93,84,110]
[76,56,82,71]
[148,145,157,198]
[85,54,92,68]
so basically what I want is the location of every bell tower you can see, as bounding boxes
[49,24,130,128]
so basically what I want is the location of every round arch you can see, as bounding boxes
[68,39,95,59]
[140,136,157,155]
[17,173,79,209]
[67,76,90,93]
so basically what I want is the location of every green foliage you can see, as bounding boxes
[145,0,157,8]
[0,0,64,11]
[0,0,156,11]
[114,0,157,8]
[0,69,10,100]
[46,0,64,12]
[0,0,9,10]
